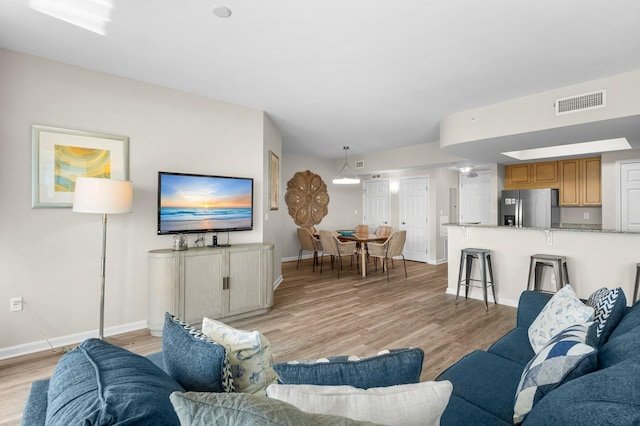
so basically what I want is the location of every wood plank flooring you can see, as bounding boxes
[0,258,516,425]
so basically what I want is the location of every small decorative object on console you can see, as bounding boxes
[172,234,188,251]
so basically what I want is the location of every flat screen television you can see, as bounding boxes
[157,171,254,235]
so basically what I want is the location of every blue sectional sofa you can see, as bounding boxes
[437,290,640,425]
[22,290,640,425]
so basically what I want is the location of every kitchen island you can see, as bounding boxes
[446,223,640,307]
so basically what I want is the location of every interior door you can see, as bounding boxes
[363,179,390,229]
[459,172,491,224]
[620,161,640,232]
[399,177,428,262]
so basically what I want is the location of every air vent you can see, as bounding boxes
[555,90,606,115]
[354,160,365,169]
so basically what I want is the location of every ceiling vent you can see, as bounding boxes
[555,90,606,115]
[354,160,365,169]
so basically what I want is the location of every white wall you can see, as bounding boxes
[440,70,640,146]
[262,114,283,284]
[0,49,279,353]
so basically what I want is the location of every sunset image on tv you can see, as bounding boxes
[159,173,253,233]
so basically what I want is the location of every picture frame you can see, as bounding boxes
[32,125,129,208]
[269,150,279,210]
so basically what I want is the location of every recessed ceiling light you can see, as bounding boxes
[212,5,232,18]
[501,138,631,161]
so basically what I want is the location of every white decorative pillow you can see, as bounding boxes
[528,284,594,353]
[266,381,453,426]
[201,317,277,395]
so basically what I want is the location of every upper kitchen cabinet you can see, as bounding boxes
[504,161,559,189]
[558,157,601,206]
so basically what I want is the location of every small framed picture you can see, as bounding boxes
[32,125,129,208]
[269,151,279,210]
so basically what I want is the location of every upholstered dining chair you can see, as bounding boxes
[318,230,358,279]
[296,227,323,272]
[367,230,407,281]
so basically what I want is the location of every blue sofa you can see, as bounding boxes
[436,290,640,425]
[23,291,640,425]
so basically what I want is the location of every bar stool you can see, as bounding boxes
[456,248,496,311]
[633,263,640,304]
[527,254,569,293]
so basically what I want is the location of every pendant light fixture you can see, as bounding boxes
[332,146,361,185]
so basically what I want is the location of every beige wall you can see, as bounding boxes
[0,49,280,354]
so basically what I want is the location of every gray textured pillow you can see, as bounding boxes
[170,391,381,426]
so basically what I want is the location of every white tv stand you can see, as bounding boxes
[147,242,274,336]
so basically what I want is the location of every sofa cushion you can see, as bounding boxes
[528,284,594,353]
[169,391,380,425]
[598,324,640,369]
[46,338,184,425]
[586,287,627,345]
[273,348,424,389]
[201,316,277,395]
[436,350,524,422]
[488,327,535,366]
[266,381,452,426]
[22,378,49,426]
[523,354,640,425]
[513,322,598,424]
[440,394,512,426]
[516,291,553,328]
[162,313,234,393]
[606,299,640,341]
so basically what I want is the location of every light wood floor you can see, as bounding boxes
[0,258,516,425]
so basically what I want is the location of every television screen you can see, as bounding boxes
[158,171,254,235]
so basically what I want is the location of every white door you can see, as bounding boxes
[620,161,640,231]
[399,177,428,262]
[459,172,491,224]
[363,180,390,229]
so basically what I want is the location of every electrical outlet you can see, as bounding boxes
[10,297,22,312]
[584,212,589,219]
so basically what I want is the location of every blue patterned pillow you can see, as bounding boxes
[274,348,424,389]
[513,322,598,424]
[163,313,234,393]
[586,287,627,346]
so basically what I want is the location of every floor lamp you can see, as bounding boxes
[73,177,133,340]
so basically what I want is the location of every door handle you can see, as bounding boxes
[402,221,406,225]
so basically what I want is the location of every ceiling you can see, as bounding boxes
[1,0,640,162]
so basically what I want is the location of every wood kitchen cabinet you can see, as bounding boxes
[147,243,274,336]
[504,161,558,189]
[558,157,601,206]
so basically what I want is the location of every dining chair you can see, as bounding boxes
[367,230,407,281]
[318,230,358,278]
[375,225,393,238]
[296,227,323,272]
[355,224,369,235]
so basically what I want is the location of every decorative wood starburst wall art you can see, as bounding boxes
[284,170,329,228]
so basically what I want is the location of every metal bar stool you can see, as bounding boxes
[456,248,497,311]
[527,254,569,293]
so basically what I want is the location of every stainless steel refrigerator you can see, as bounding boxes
[501,188,560,228]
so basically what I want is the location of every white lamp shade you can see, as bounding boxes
[72,177,133,214]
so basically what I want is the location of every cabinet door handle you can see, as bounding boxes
[223,277,230,290]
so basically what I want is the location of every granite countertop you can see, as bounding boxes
[445,222,639,235]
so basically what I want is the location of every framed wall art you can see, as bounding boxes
[269,150,280,210]
[32,125,129,208]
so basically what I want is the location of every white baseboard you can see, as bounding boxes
[273,274,284,290]
[0,320,148,361]
[445,287,519,308]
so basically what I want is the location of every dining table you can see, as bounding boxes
[337,233,388,277]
